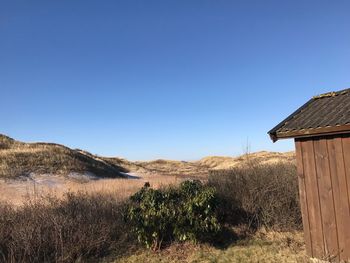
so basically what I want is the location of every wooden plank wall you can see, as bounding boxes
[295,135,350,262]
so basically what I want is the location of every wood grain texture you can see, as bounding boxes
[295,139,312,256]
[313,138,339,261]
[327,136,350,261]
[301,140,325,258]
[341,135,350,219]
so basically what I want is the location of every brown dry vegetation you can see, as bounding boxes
[0,134,305,263]
[134,159,208,178]
[119,151,295,178]
[209,162,302,230]
[0,135,127,178]
[0,190,306,263]
[115,230,306,263]
[0,192,135,263]
[198,151,295,170]
[0,134,296,206]
[0,134,295,180]
[0,173,183,205]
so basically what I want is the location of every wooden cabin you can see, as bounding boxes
[268,88,350,262]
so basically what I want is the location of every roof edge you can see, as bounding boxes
[272,124,350,141]
[268,98,314,142]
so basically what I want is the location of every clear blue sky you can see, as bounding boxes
[1,1,350,160]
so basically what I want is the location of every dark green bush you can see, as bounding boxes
[209,162,302,231]
[127,180,221,250]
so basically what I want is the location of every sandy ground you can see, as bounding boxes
[0,172,186,205]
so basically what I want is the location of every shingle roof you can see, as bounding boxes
[268,88,350,142]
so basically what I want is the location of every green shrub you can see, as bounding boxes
[126,180,221,250]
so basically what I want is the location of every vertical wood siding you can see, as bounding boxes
[295,135,350,262]
[295,140,312,256]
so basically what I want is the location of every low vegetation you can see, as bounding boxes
[0,135,127,178]
[0,160,304,262]
[0,134,304,262]
[0,193,135,263]
[198,151,295,170]
[133,159,209,178]
[0,134,295,179]
[116,231,306,263]
[209,162,302,230]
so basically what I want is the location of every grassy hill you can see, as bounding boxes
[134,159,209,178]
[127,151,295,178]
[0,134,295,179]
[198,151,295,170]
[0,134,128,178]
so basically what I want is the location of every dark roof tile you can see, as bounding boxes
[269,88,350,140]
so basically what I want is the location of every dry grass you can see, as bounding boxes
[198,151,295,170]
[209,162,302,230]
[128,152,295,178]
[0,186,307,263]
[0,135,127,178]
[0,173,185,205]
[0,134,296,180]
[0,192,135,263]
[0,134,297,207]
[134,159,209,178]
[115,229,307,263]
[0,134,305,262]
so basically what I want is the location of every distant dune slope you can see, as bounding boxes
[0,134,295,179]
[198,151,295,170]
[135,159,209,178]
[127,151,295,178]
[0,135,127,178]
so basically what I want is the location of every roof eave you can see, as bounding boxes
[268,98,315,136]
[269,133,278,143]
[271,124,350,141]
